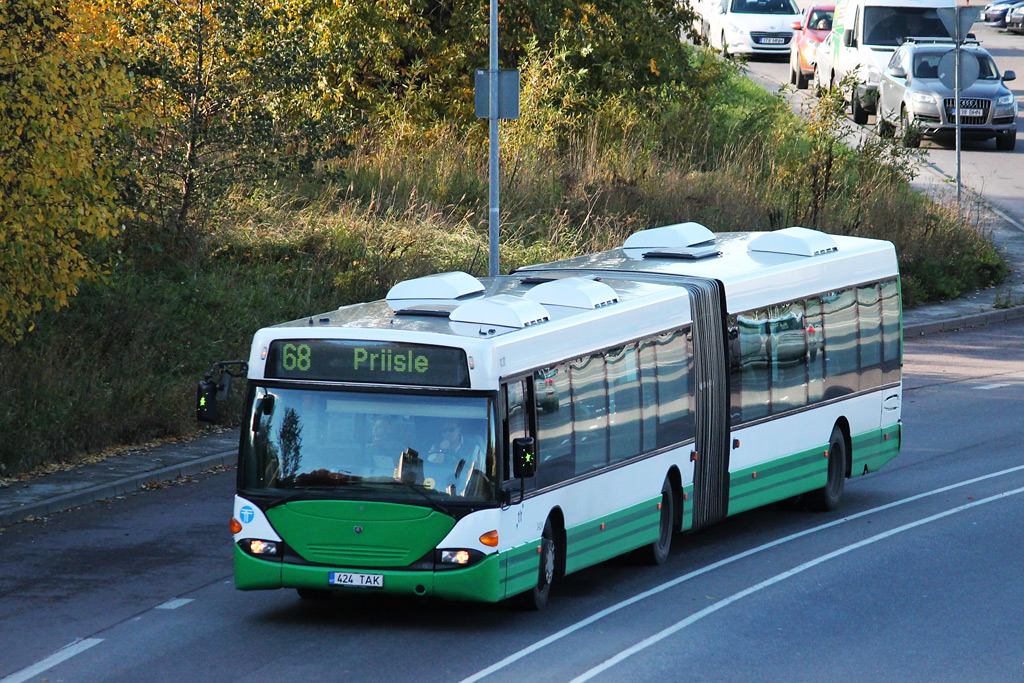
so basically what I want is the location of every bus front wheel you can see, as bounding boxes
[809,426,846,511]
[639,477,674,565]
[515,518,557,611]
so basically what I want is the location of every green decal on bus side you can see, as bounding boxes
[266,500,456,567]
[729,446,829,515]
[851,423,901,477]
[728,425,902,513]
[681,484,694,532]
[502,541,548,599]
[563,498,661,575]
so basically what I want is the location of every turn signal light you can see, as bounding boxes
[230,517,243,534]
[479,530,499,547]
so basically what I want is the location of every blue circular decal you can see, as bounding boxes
[239,505,255,524]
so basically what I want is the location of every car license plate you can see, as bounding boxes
[953,108,983,118]
[761,37,786,44]
[329,571,384,588]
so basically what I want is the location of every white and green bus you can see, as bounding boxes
[200,223,901,609]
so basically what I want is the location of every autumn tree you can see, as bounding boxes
[0,0,132,344]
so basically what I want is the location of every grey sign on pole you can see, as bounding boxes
[474,69,521,120]
[938,49,979,91]
[936,6,982,41]
[935,5,982,207]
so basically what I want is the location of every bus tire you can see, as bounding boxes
[515,518,557,611]
[809,426,846,512]
[639,477,674,565]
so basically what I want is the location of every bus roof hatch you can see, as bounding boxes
[450,295,550,331]
[524,277,619,310]
[622,222,720,260]
[385,271,485,311]
[747,227,839,257]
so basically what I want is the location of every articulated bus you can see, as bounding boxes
[199,223,901,609]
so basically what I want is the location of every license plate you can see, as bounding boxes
[329,571,384,588]
[952,108,983,117]
[761,37,786,44]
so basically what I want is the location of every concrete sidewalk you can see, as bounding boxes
[3,247,1024,528]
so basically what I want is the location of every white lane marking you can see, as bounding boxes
[573,485,1024,682]
[977,384,1009,390]
[460,463,1024,683]
[1,638,104,683]
[155,598,194,610]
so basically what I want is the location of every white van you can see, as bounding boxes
[814,0,956,123]
[700,0,804,57]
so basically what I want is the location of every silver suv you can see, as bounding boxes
[876,38,1017,150]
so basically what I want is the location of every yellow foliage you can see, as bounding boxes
[0,0,132,343]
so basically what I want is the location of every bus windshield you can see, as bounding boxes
[239,386,498,504]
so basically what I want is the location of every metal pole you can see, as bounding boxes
[955,6,962,207]
[488,0,500,277]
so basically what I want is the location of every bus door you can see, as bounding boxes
[681,279,731,530]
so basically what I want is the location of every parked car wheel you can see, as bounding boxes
[852,94,869,125]
[997,131,1017,151]
[876,115,895,138]
[897,108,920,148]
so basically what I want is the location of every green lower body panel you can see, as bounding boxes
[501,540,546,600]
[851,423,901,477]
[234,544,505,602]
[681,484,694,532]
[729,446,827,516]
[727,424,902,514]
[563,497,661,575]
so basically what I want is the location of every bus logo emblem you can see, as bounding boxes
[239,505,255,524]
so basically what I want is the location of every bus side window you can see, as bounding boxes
[535,364,574,487]
[880,278,901,384]
[858,283,883,391]
[805,297,825,404]
[768,301,808,415]
[822,289,858,399]
[502,379,533,490]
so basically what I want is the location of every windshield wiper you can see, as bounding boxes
[384,479,453,517]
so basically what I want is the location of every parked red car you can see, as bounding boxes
[789,4,834,90]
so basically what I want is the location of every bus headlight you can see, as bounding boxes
[441,550,472,565]
[438,548,485,567]
[245,539,280,556]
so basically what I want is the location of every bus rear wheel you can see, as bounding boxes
[809,426,846,511]
[515,518,557,611]
[639,477,674,565]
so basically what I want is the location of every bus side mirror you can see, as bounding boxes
[196,380,219,423]
[196,360,247,424]
[843,30,855,47]
[512,437,537,479]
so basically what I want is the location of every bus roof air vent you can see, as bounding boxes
[450,295,550,330]
[747,227,839,257]
[621,222,720,260]
[385,271,485,311]
[524,277,618,309]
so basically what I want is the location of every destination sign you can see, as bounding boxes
[265,340,470,387]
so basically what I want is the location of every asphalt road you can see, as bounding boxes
[2,319,1022,682]
[744,19,1024,221]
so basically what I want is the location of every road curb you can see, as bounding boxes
[0,449,236,528]
[904,303,1024,337]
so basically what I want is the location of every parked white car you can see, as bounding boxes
[700,0,803,58]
